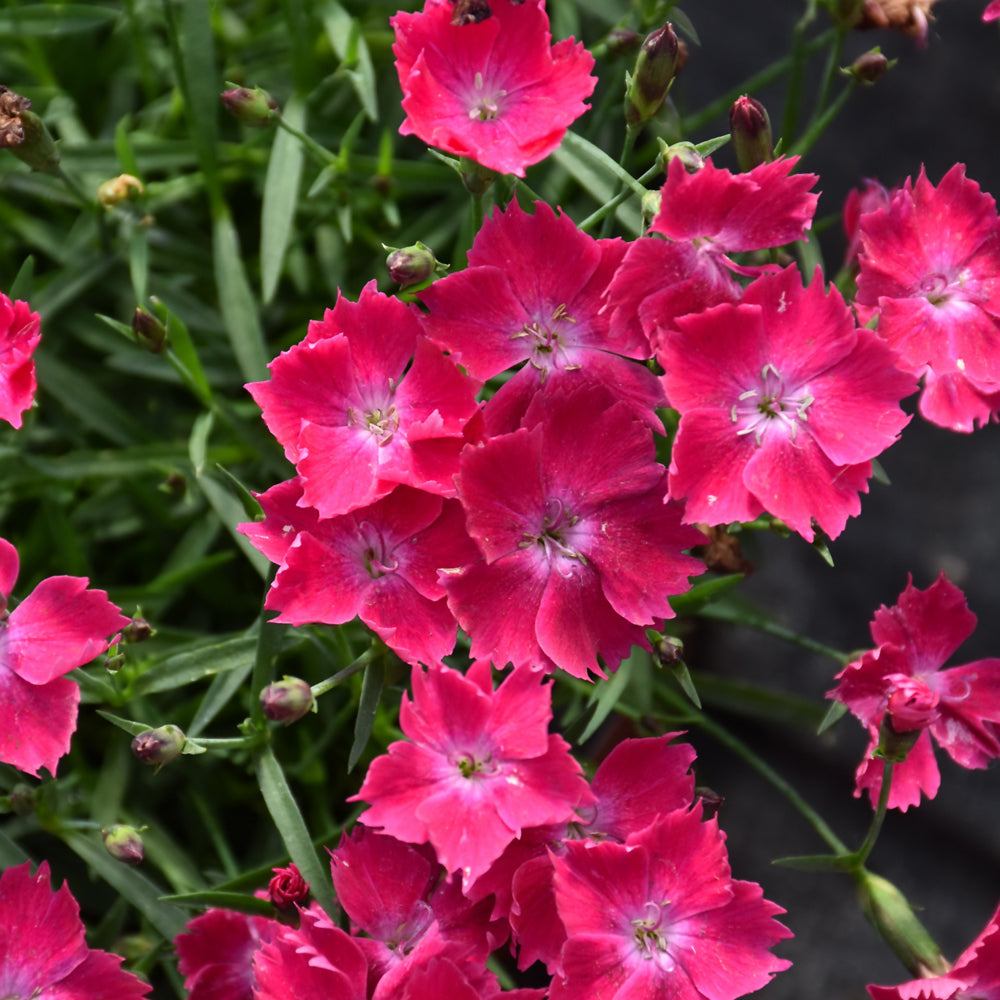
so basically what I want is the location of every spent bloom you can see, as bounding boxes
[0,535,129,776]
[0,861,150,999]
[0,291,41,428]
[549,804,792,1000]
[660,265,915,541]
[855,163,1000,431]
[352,661,594,889]
[391,0,596,177]
[829,573,1000,811]
[444,380,706,679]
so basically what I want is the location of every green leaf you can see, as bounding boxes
[321,1,378,121]
[694,134,731,157]
[349,658,385,772]
[213,210,269,383]
[818,698,849,734]
[8,256,34,302]
[0,831,30,868]
[772,852,854,872]
[158,302,214,406]
[132,635,258,697]
[578,652,634,744]
[199,472,271,579]
[669,573,744,616]
[552,131,645,231]
[0,5,119,35]
[254,747,336,916]
[189,410,214,477]
[669,660,701,708]
[113,118,141,178]
[159,890,274,916]
[215,464,264,521]
[96,710,153,736]
[187,655,256,738]
[60,830,187,940]
[128,225,149,304]
[261,96,307,305]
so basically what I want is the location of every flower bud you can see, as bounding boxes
[121,615,155,643]
[8,783,35,817]
[269,863,310,910]
[451,0,492,24]
[97,174,145,208]
[640,190,662,227]
[131,308,167,354]
[730,95,774,171]
[625,23,682,127]
[260,677,315,726]
[653,634,684,668]
[604,28,643,60]
[659,142,704,176]
[386,242,437,288]
[857,870,949,977]
[459,157,497,196]
[131,725,186,767]
[220,86,280,127]
[0,88,60,175]
[885,675,940,732]
[102,824,145,865]
[695,786,725,820]
[845,50,893,85]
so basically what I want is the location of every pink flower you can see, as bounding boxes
[0,860,149,998]
[0,291,40,428]
[984,0,1000,21]
[842,178,893,269]
[351,661,593,890]
[419,200,662,434]
[660,265,915,541]
[868,900,1000,1000]
[855,164,1000,432]
[175,907,276,1000]
[604,155,818,350]
[0,535,129,776]
[391,0,596,177]
[829,573,1000,811]
[246,282,480,519]
[549,804,792,1000]
[444,380,706,679]
[268,863,309,910]
[240,479,479,667]
[252,904,368,1000]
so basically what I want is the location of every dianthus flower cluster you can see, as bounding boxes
[175,666,791,1000]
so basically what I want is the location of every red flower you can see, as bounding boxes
[829,574,1000,811]
[391,0,595,177]
[445,380,705,679]
[660,265,914,541]
[549,805,792,1000]
[351,661,593,890]
[0,536,129,776]
[0,861,149,998]
[0,291,40,428]
[868,900,1000,999]
[175,908,276,1000]
[984,0,1000,21]
[246,282,479,520]
[856,164,1000,431]
[269,863,309,910]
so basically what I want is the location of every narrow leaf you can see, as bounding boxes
[0,5,119,35]
[132,635,257,697]
[189,410,214,477]
[578,652,633,744]
[159,890,274,916]
[349,659,385,772]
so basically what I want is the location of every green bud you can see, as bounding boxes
[846,50,893,86]
[386,242,438,288]
[102,824,146,865]
[625,23,682,127]
[220,86,281,126]
[131,725,186,768]
[261,677,316,725]
[730,95,774,171]
[131,308,167,354]
[856,870,949,977]
[659,142,704,175]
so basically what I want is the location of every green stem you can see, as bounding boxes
[684,28,836,137]
[276,115,338,168]
[787,81,856,158]
[311,646,378,699]
[780,0,819,147]
[814,29,847,115]
[853,761,893,867]
[578,161,661,233]
[599,127,639,239]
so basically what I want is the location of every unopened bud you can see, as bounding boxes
[105,651,126,673]
[846,50,893,85]
[605,28,643,59]
[269,862,310,910]
[131,725,186,767]
[97,173,145,208]
[695,786,725,820]
[857,870,949,977]
[459,157,497,196]
[659,142,704,175]
[102,824,145,865]
[220,86,280,126]
[121,615,155,644]
[653,634,684,667]
[386,242,437,288]
[730,95,774,171]
[0,87,60,175]
[8,783,35,817]
[131,308,167,353]
[625,23,682,127]
[261,677,315,725]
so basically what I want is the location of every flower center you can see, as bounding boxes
[920,271,951,305]
[348,403,399,445]
[632,901,675,969]
[468,71,506,121]
[731,363,814,446]
[359,521,399,579]
[520,497,587,574]
[885,674,941,732]
[510,303,580,379]
[452,750,500,779]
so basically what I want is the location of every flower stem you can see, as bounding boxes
[852,761,894,867]
[311,646,378,699]
[599,127,639,238]
[578,161,661,233]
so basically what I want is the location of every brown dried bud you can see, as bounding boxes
[0,87,31,149]
[451,0,492,24]
[851,0,938,45]
[0,87,59,174]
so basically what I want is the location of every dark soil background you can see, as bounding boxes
[669,5,1000,998]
